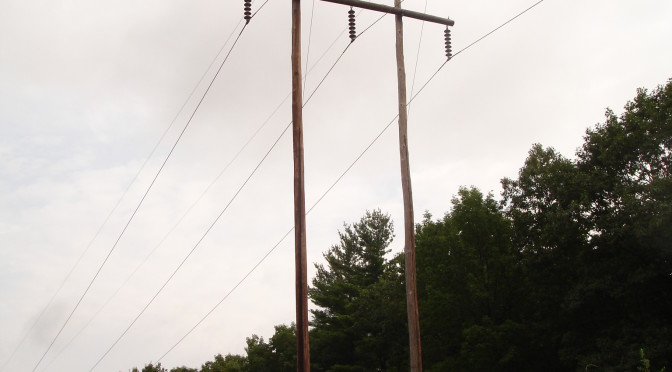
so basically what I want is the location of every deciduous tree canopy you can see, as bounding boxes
[129,80,671,372]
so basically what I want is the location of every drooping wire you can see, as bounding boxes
[86,21,254,371]
[44,8,356,372]
[156,7,400,366]
[408,0,428,118]
[306,1,391,74]
[1,19,250,372]
[307,8,362,76]
[156,11,410,362]
[358,12,387,37]
[250,0,272,18]
[155,0,548,362]
[98,32,354,371]
[156,39,356,367]
[453,0,544,59]
[303,0,316,95]
[43,88,290,372]
[30,12,254,372]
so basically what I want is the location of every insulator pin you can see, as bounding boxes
[444,26,453,60]
[348,7,356,42]
[244,0,252,24]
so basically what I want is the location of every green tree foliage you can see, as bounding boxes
[245,335,274,372]
[128,78,671,372]
[501,80,672,370]
[353,254,408,370]
[170,366,198,372]
[199,353,247,372]
[569,80,672,370]
[139,363,166,372]
[309,209,406,371]
[269,323,297,371]
[501,145,588,371]
[416,188,529,371]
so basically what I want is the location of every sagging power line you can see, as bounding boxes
[27,1,544,369]
[86,4,368,371]
[44,8,377,371]
[29,5,269,372]
[2,17,250,372]
[154,1,543,369]
[292,0,454,369]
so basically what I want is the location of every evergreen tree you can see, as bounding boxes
[309,209,395,371]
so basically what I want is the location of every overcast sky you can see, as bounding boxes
[1,0,671,371]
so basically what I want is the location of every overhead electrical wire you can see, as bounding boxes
[154,0,547,363]
[2,18,249,372]
[47,0,545,368]
[1,156,146,372]
[303,0,317,94]
[92,12,371,372]
[156,33,365,369]
[408,0,428,117]
[43,11,366,372]
[42,93,288,372]
[85,4,297,372]
[304,0,402,78]
[88,25,356,372]
[453,0,545,59]
[29,6,266,372]
[156,9,407,363]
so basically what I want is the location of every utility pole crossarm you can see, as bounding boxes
[320,0,454,26]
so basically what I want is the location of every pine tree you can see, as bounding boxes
[309,210,394,370]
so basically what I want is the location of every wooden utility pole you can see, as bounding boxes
[291,0,310,371]
[393,0,421,370]
[316,1,454,370]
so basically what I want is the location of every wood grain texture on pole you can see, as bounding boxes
[291,0,310,370]
[394,0,422,370]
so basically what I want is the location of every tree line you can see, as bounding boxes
[131,79,671,371]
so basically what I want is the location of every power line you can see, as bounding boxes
[43,10,363,371]
[155,10,404,363]
[453,0,544,59]
[44,90,288,372]
[1,151,149,372]
[88,5,329,370]
[87,24,254,372]
[408,0,428,118]
[154,0,546,362]
[43,83,284,372]
[155,39,356,367]
[90,26,355,371]
[303,0,317,94]
[1,19,250,372]
[29,12,255,372]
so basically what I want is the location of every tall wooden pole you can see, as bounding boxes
[394,0,422,370]
[291,0,311,370]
